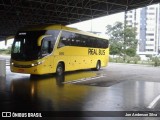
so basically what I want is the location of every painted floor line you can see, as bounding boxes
[147,95,160,109]
[63,75,105,84]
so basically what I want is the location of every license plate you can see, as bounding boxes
[18,69,24,73]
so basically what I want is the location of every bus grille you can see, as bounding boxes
[14,64,31,68]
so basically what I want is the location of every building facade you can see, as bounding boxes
[125,4,160,56]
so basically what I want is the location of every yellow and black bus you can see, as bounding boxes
[10,25,109,75]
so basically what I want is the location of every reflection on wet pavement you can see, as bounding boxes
[1,68,160,112]
[1,62,160,120]
[1,69,107,111]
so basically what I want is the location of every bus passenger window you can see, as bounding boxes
[59,31,76,47]
[58,37,66,48]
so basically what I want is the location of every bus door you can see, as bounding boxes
[41,36,55,73]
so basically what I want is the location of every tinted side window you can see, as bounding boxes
[95,38,109,48]
[58,31,75,47]
[46,30,60,45]
[58,31,109,48]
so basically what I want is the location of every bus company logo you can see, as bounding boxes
[88,48,105,55]
[2,112,11,117]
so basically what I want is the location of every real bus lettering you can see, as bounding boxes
[88,48,105,55]
[88,48,98,55]
[99,49,105,55]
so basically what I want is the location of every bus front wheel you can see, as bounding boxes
[56,63,64,76]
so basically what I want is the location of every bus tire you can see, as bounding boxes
[56,62,64,76]
[30,74,39,79]
[95,60,101,71]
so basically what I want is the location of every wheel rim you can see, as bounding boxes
[97,62,100,70]
[57,67,62,75]
[97,63,100,69]
[96,61,100,70]
[57,64,64,75]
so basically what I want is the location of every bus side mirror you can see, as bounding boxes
[37,35,52,46]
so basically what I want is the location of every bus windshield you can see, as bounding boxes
[11,30,59,61]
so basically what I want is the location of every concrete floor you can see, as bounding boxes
[0,56,160,119]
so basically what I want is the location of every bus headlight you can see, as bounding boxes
[31,64,35,67]
[31,61,44,67]
[37,61,42,65]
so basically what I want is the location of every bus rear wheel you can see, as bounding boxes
[94,60,101,71]
[56,63,64,76]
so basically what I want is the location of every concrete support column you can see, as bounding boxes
[0,60,6,77]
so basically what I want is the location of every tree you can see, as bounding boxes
[106,22,137,61]
[106,22,124,56]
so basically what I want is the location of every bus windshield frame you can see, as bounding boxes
[11,30,60,61]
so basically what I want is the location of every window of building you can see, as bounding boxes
[146,44,154,46]
[128,11,133,13]
[147,13,155,15]
[146,49,154,51]
[150,39,154,41]
[146,28,154,31]
[146,33,154,36]
[128,15,132,18]
[148,7,155,10]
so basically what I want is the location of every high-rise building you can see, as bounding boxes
[125,4,160,56]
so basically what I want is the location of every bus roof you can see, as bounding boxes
[20,24,108,40]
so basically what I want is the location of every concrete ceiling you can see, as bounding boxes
[0,0,159,40]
